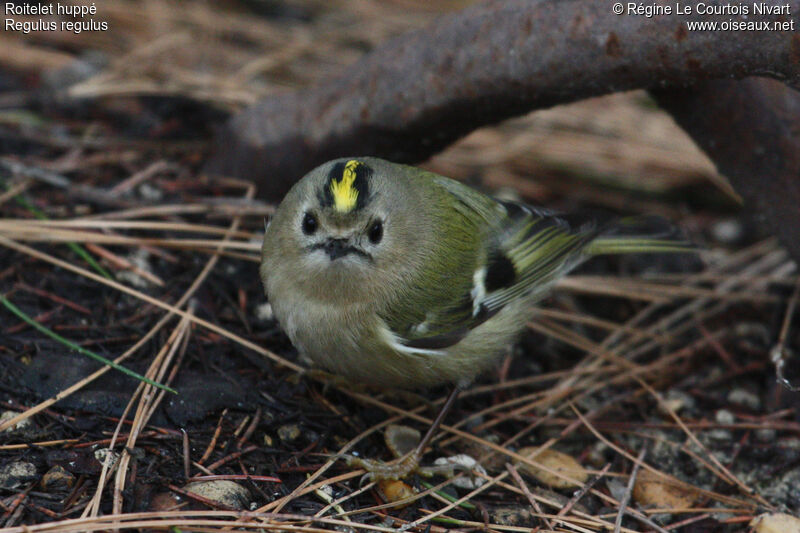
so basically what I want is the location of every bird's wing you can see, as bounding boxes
[476,199,600,316]
[382,178,599,356]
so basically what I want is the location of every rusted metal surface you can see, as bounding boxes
[205,0,800,200]
[654,79,800,262]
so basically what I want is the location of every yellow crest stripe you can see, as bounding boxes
[330,159,361,212]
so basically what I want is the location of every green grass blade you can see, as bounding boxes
[0,294,177,394]
[420,480,477,510]
[10,192,113,280]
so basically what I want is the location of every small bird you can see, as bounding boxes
[261,157,692,478]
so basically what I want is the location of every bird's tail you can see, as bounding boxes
[585,216,696,256]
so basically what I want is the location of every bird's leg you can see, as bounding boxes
[305,368,370,392]
[346,387,461,481]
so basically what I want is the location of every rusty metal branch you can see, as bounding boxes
[653,78,800,262]
[206,0,800,200]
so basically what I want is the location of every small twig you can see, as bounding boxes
[0,235,304,373]
[569,402,752,509]
[83,243,165,287]
[238,407,261,449]
[558,462,612,517]
[0,293,175,393]
[15,282,92,315]
[0,438,80,451]
[505,463,554,531]
[635,376,771,508]
[187,475,281,483]
[614,445,647,533]
[110,160,176,195]
[231,414,251,443]
[770,278,800,391]
[167,484,239,512]
[111,307,193,515]
[200,409,228,465]
[665,513,714,530]
[205,445,259,471]
[1,174,113,279]
[4,306,60,335]
[0,179,31,206]
[0,157,72,189]
[1,490,28,522]
[182,429,191,481]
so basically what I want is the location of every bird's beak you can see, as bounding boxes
[323,238,351,260]
[312,238,372,262]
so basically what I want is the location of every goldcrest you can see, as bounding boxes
[260,157,690,390]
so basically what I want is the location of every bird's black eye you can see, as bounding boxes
[368,220,383,244]
[302,212,317,235]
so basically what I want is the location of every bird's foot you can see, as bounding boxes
[344,452,423,482]
[304,368,370,393]
[344,452,474,482]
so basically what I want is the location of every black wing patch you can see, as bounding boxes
[485,250,516,292]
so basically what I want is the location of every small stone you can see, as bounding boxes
[277,423,301,443]
[116,249,156,288]
[586,441,610,468]
[516,446,588,489]
[750,512,800,533]
[711,510,736,522]
[94,449,119,470]
[727,389,760,410]
[755,428,776,443]
[0,461,37,490]
[0,411,34,436]
[715,409,735,425]
[658,390,694,416]
[710,218,743,244]
[316,483,333,498]
[139,183,163,201]
[432,454,487,489]
[659,398,685,416]
[40,465,75,491]
[760,468,800,509]
[255,302,274,321]
[633,470,697,510]
[459,434,505,471]
[183,480,251,510]
[783,438,800,450]
[606,478,628,503]
[304,429,320,445]
[708,429,732,442]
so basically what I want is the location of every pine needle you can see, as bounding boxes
[0,177,112,280]
[0,293,176,394]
